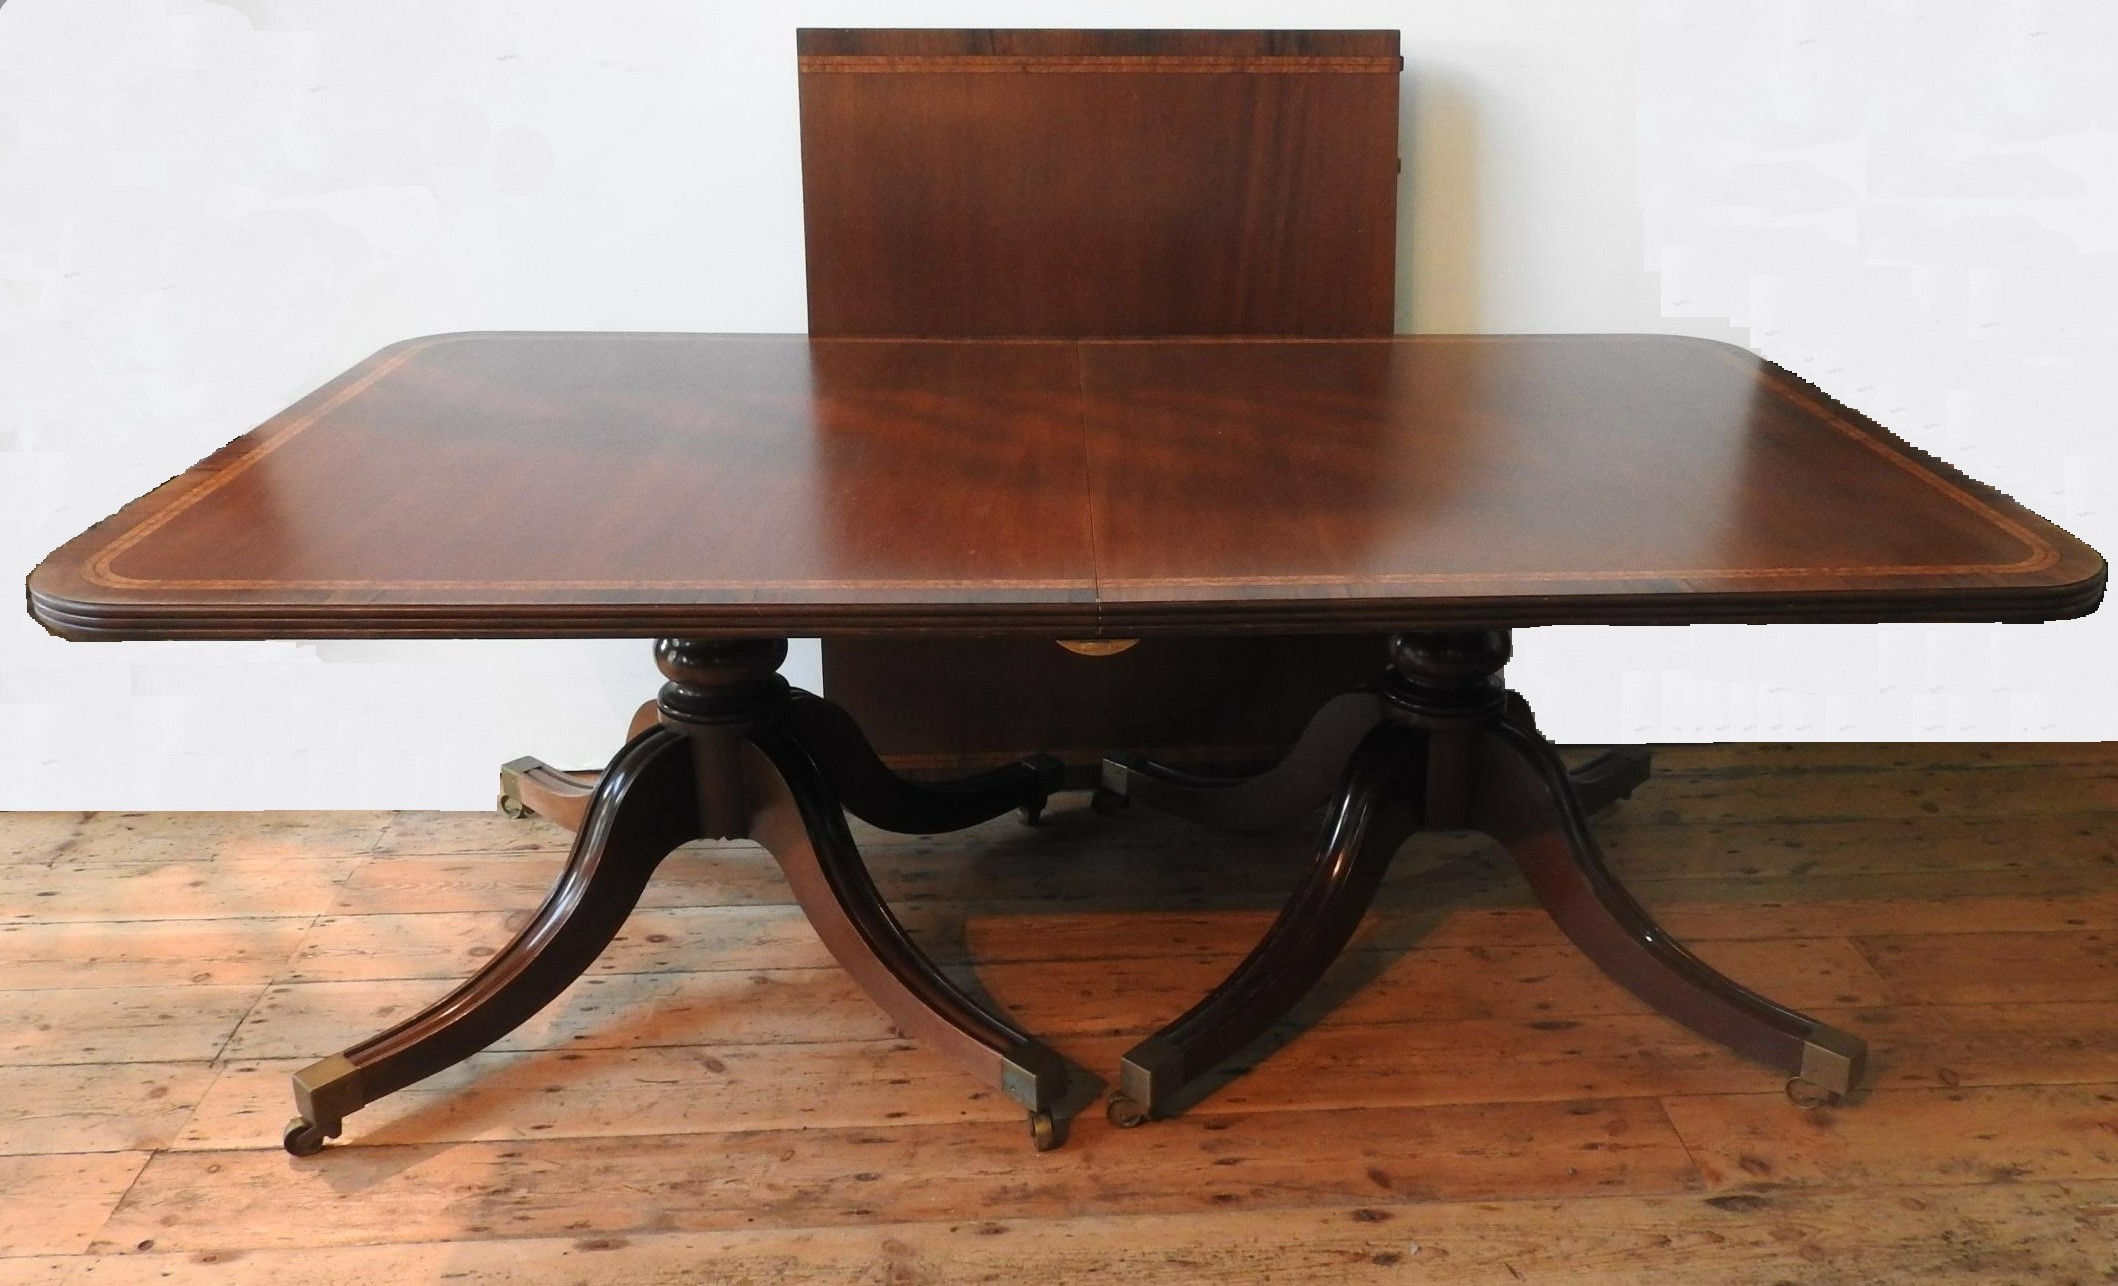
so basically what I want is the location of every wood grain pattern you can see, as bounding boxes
[29,335,1100,640]
[0,916,309,988]
[3,742,2117,1280]
[1081,336,2103,629]
[26,337,2103,640]
[1662,1083,2118,1189]
[0,1153,151,1256]
[5,810,388,866]
[99,1101,1695,1253]
[0,984,258,1065]
[1859,930,2118,1005]
[797,29,1399,338]
[0,856,358,923]
[0,1064,217,1156]
[22,1186,2118,1285]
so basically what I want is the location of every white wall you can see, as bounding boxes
[1,0,2110,809]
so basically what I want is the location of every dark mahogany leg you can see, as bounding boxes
[778,691,1065,833]
[1108,722,1427,1124]
[1104,630,1863,1123]
[656,639,1068,1149]
[746,727,1067,1144]
[1098,691,1388,833]
[292,637,1071,1156]
[1470,707,1865,1104]
[498,699,661,831]
[286,723,701,1154]
[1568,746,1655,815]
[1505,692,1655,817]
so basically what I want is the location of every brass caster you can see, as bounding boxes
[283,1116,335,1157]
[1028,1110,1058,1151]
[1105,1094,1150,1129]
[497,758,532,819]
[1785,1077,1839,1110]
[1090,786,1130,817]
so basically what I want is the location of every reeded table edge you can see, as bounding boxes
[21,592,1102,642]
[27,570,2104,642]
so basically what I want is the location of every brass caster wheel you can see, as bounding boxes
[1105,1094,1150,1129]
[497,761,531,819]
[1028,1110,1058,1151]
[1785,1077,1839,1109]
[283,1116,334,1157]
[1090,786,1130,817]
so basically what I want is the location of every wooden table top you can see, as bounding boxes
[28,332,2104,640]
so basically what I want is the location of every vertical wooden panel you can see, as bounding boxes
[801,28,1402,768]
[798,34,1399,337]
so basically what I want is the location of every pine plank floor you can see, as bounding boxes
[0,742,2114,1284]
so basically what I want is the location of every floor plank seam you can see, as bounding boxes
[73,1148,157,1262]
[179,883,354,1138]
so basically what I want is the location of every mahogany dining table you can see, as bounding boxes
[27,331,2105,1152]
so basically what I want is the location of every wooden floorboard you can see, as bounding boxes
[10,1185,2117,1284]
[98,1100,1704,1254]
[0,742,2113,1282]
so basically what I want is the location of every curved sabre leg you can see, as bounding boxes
[778,691,1064,834]
[287,725,701,1153]
[745,727,1068,1146]
[497,758,599,831]
[498,699,662,831]
[1568,746,1655,815]
[1110,722,1427,1123]
[1504,692,1654,817]
[1100,692,1388,833]
[1472,712,1866,1102]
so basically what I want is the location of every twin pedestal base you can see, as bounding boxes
[285,630,1866,1156]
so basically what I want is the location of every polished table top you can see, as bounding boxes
[29,332,2105,640]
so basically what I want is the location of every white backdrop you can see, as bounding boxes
[2,0,2110,809]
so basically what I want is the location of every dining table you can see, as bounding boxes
[28,330,2104,1152]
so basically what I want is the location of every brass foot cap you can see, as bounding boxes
[1116,1035,1183,1115]
[999,1041,1068,1114]
[291,1052,366,1132]
[1796,1024,1868,1099]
